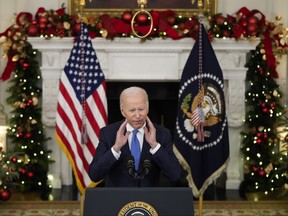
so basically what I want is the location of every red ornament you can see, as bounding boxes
[262,107,268,113]
[222,30,230,37]
[38,22,46,30]
[56,22,63,29]
[178,22,185,30]
[256,132,262,138]
[73,23,81,34]
[247,23,258,36]
[96,21,103,29]
[31,19,37,25]
[22,62,30,70]
[25,133,32,139]
[88,17,96,24]
[193,24,199,32]
[239,19,248,27]
[122,11,133,23]
[252,167,258,172]
[256,138,262,144]
[11,156,18,163]
[38,16,48,24]
[136,13,148,25]
[28,99,33,105]
[20,168,26,175]
[215,16,225,25]
[27,171,34,178]
[258,67,264,76]
[248,16,259,25]
[0,188,11,201]
[27,24,39,36]
[259,170,265,176]
[167,16,176,25]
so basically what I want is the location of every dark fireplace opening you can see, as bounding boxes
[106,81,179,139]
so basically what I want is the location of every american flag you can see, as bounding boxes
[190,107,204,126]
[55,22,108,195]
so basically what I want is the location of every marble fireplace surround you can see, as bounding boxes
[28,37,257,189]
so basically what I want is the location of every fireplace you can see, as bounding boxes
[28,37,257,189]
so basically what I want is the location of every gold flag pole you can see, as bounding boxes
[79,0,86,17]
[197,1,204,215]
[79,1,87,216]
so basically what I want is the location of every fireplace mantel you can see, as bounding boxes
[28,37,257,189]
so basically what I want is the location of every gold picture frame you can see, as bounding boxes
[68,0,218,18]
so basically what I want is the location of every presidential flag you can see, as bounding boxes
[173,24,229,198]
[55,22,108,195]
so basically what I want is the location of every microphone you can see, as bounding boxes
[136,154,151,187]
[142,157,151,176]
[127,155,135,176]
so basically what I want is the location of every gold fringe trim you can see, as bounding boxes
[173,145,230,198]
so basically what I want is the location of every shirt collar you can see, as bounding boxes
[126,122,145,134]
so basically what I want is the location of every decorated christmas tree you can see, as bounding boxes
[0,147,20,201]
[240,41,288,197]
[4,40,54,199]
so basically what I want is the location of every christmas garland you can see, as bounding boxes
[0,6,287,81]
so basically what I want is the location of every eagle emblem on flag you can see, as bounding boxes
[181,83,224,142]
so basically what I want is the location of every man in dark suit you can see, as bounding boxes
[88,86,182,187]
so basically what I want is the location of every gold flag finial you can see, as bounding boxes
[79,0,86,16]
[138,0,147,10]
[198,0,203,9]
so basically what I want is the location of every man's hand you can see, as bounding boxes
[113,120,130,153]
[144,116,158,149]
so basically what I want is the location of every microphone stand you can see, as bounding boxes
[136,158,151,187]
[127,155,151,187]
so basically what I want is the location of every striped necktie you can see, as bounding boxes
[131,129,141,171]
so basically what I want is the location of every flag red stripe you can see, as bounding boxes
[58,82,90,177]
[56,100,89,172]
[59,82,82,130]
[95,82,108,125]
[56,108,85,189]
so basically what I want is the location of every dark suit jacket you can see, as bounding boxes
[88,120,182,187]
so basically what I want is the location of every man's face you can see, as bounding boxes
[120,93,148,129]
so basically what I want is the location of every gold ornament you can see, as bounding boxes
[12,55,19,62]
[31,119,37,124]
[264,163,273,175]
[258,126,264,132]
[100,29,108,38]
[273,90,278,97]
[32,97,38,106]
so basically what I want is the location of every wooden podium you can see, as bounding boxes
[83,187,194,216]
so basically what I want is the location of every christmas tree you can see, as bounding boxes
[240,41,288,197]
[0,147,20,201]
[5,40,54,200]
